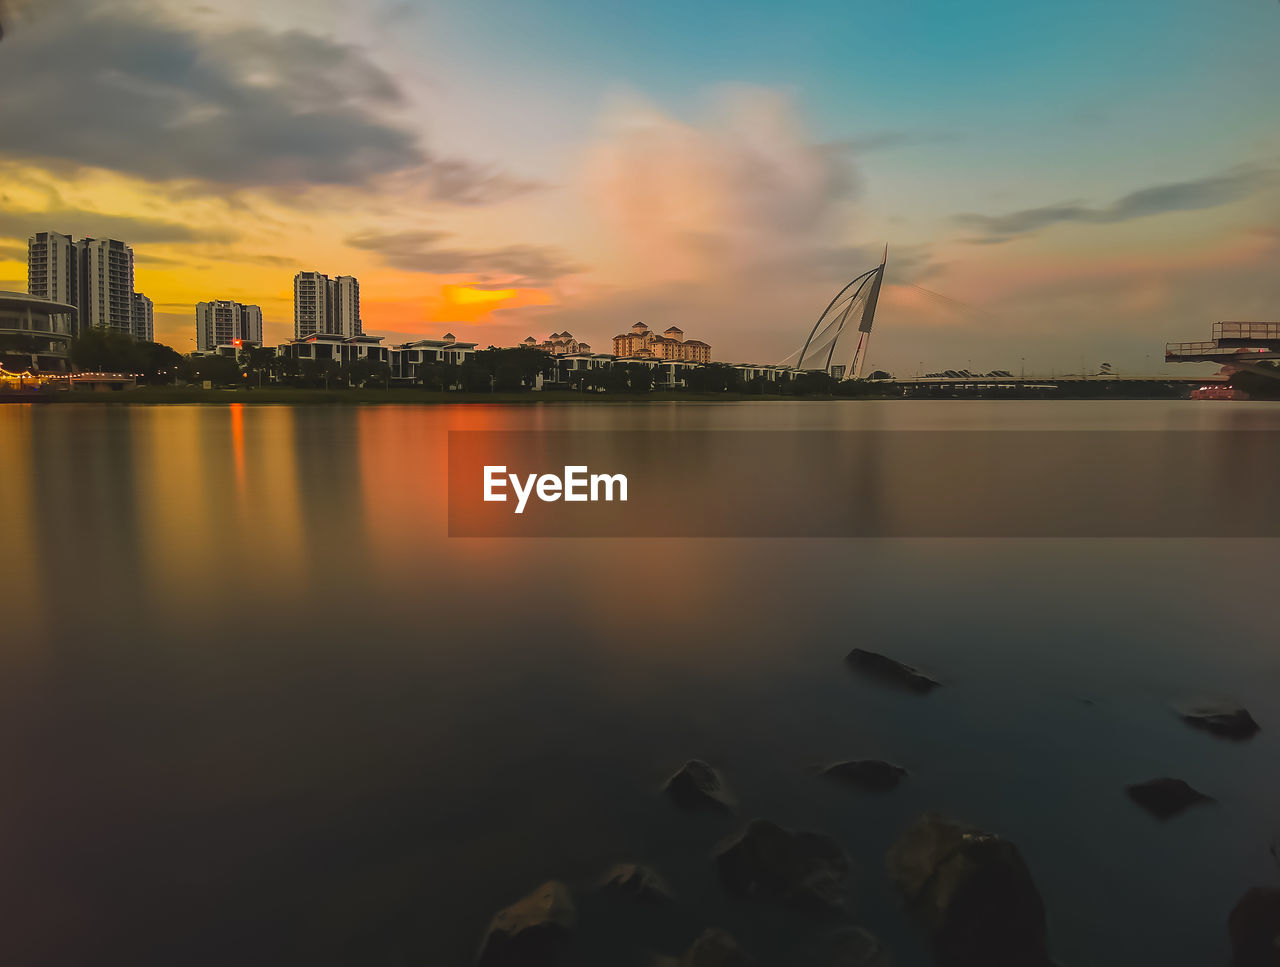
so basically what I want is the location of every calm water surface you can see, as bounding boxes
[1,401,1278,966]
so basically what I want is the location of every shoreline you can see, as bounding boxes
[0,385,1222,405]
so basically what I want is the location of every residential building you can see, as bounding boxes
[278,331,476,382]
[196,300,264,352]
[331,275,362,338]
[75,238,135,337]
[388,333,478,381]
[27,232,78,334]
[28,233,154,340]
[611,321,711,363]
[293,271,330,339]
[278,332,388,367]
[732,363,793,384]
[293,271,362,339]
[132,292,154,342]
[519,331,592,355]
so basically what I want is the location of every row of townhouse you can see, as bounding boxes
[555,354,794,389]
[274,332,479,381]
[210,331,794,390]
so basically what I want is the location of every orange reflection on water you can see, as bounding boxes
[0,407,48,665]
[230,403,245,496]
[128,406,310,615]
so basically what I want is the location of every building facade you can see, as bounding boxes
[132,293,154,343]
[0,290,76,373]
[331,275,362,338]
[388,334,478,381]
[293,271,362,339]
[278,332,476,382]
[27,233,154,341]
[75,238,135,337]
[197,300,264,352]
[611,322,711,363]
[27,232,77,337]
[519,331,592,355]
[28,232,77,305]
[293,271,329,339]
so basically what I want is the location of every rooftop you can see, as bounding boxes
[0,290,76,313]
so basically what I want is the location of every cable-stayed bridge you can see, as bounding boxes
[789,247,887,380]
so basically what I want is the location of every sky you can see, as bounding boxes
[0,0,1277,374]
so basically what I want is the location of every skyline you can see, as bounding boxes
[1,0,1278,372]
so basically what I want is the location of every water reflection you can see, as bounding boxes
[0,401,1276,967]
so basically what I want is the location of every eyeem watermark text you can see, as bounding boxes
[483,465,629,514]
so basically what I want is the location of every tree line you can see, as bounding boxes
[50,331,902,396]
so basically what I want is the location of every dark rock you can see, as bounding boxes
[1229,887,1280,966]
[476,881,575,966]
[846,649,940,693]
[1126,777,1214,820]
[887,814,1052,967]
[822,759,908,791]
[717,818,850,911]
[817,926,893,967]
[674,928,757,967]
[666,759,733,811]
[1177,698,1261,739]
[598,863,671,902]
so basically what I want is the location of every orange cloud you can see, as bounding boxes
[437,284,551,323]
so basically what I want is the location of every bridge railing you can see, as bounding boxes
[1214,321,1280,342]
[1165,341,1219,357]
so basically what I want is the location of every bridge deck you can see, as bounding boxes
[1165,322,1280,363]
[889,375,1225,386]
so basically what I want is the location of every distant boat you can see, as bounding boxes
[1190,384,1248,401]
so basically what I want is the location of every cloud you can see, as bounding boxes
[0,0,535,201]
[0,207,219,243]
[583,86,874,286]
[417,159,545,206]
[954,165,1278,241]
[347,230,581,287]
[839,131,960,153]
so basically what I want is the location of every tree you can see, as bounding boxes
[418,360,450,391]
[790,371,837,396]
[270,353,300,386]
[340,356,391,388]
[135,341,183,384]
[472,346,554,391]
[70,328,144,373]
[685,363,745,393]
[616,362,656,393]
[180,352,240,386]
[238,345,276,387]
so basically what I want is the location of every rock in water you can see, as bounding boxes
[717,818,850,911]
[674,928,757,966]
[1177,698,1261,739]
[887,814,1052,967]
[598,863,671,902]
[1126,777,1214,820]
[846,649,940,693]
[666,759,733,811]
[1228,887,1280,967]
[822,759,909,790]
[476,881,575,966]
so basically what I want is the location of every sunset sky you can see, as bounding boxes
[1,0,1277,373]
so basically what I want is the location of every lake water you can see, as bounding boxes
[1,400,1277,966]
